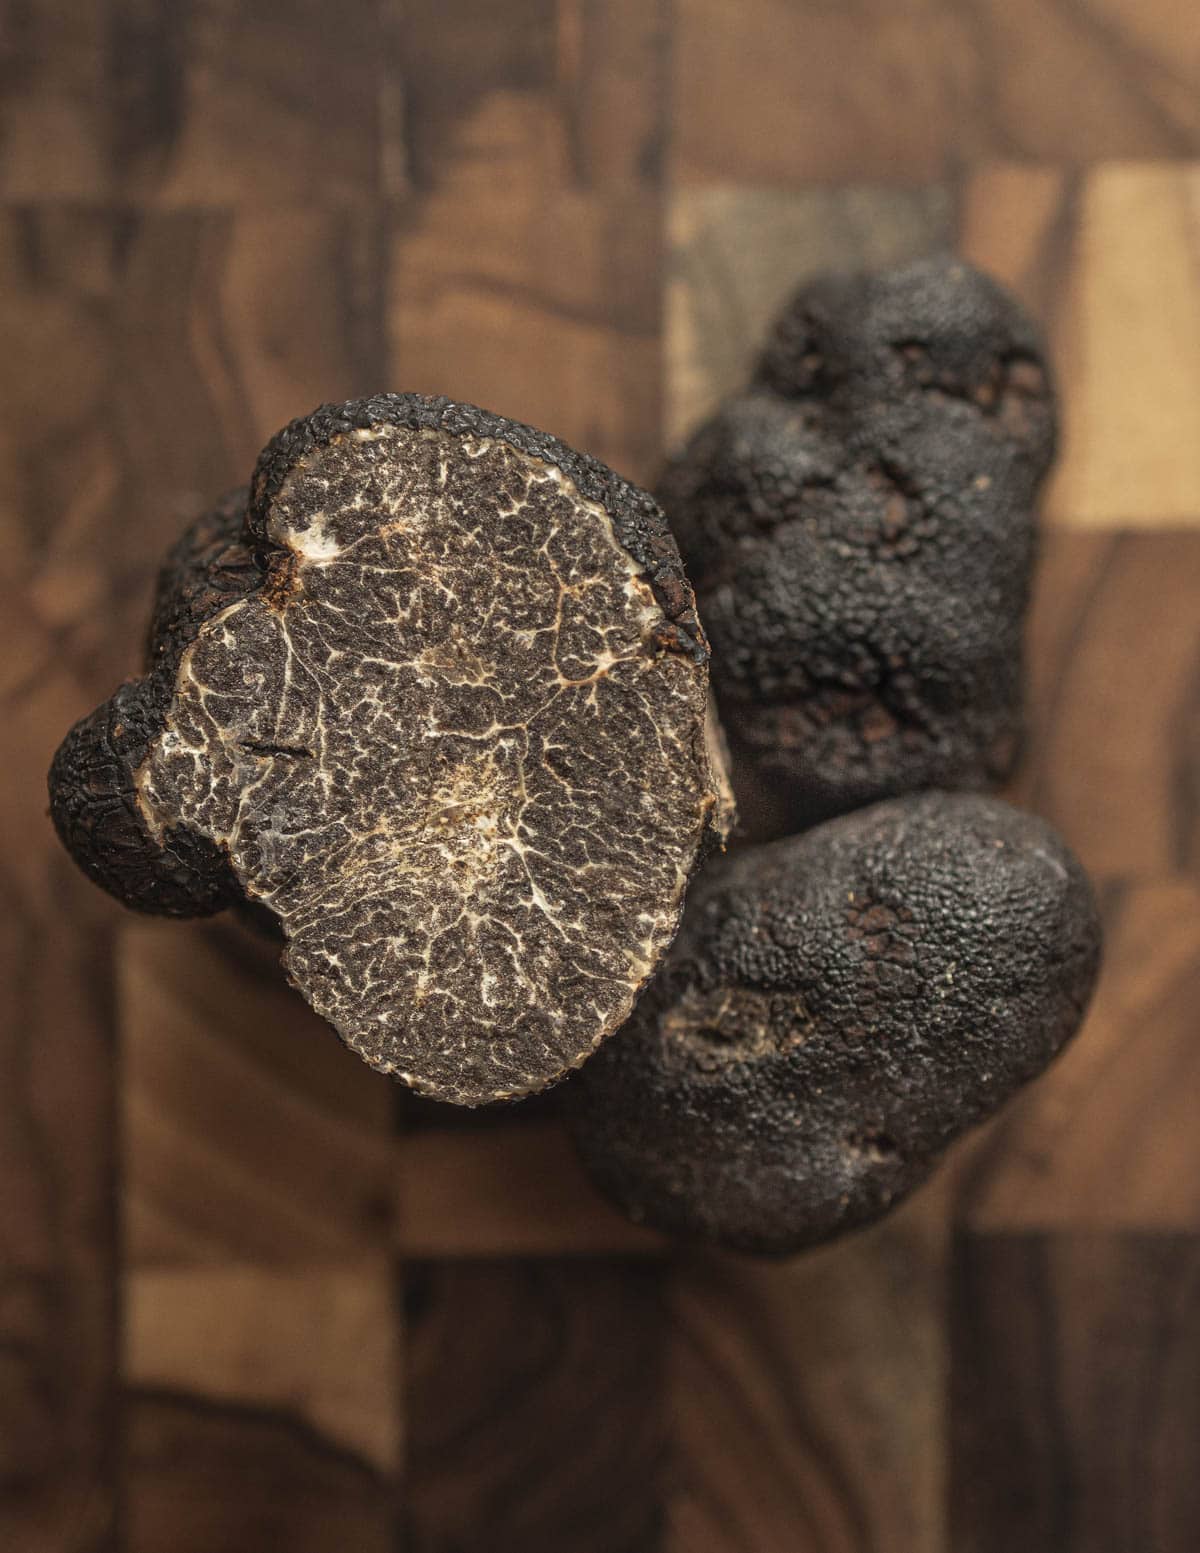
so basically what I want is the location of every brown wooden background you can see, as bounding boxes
[2,3,1199,1549]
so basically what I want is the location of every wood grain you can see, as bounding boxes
[0,204,386,702]
[2,5,1199,1549]
[556,0,670,190]
[390,186,662,483]
[0,208,128,691]
[666,1198,946,1553]
[951,1232,1200,1553]
[1045,164,1200,526]
[387,0,667,484]
[118,922,403,1539]
[0,1,109,197]
[396,1120,665,1258]
[119,919,394,1267]
[1012,532,1200,879]
[673,0,1200,186]
[109,0,389,205]
[0,209,125,1553]
[126,1261,400,1473]
[956,165,1078,324]
[396,0,667,194]
[948,533,1200,1231]
[960,163,1200,528]
[401,1258,666,1552]
[127,1395,394,1553]
[0,861,117,1553]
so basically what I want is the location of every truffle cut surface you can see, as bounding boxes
[51,398,728,1104]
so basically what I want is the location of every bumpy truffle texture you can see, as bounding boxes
[657,256,1057,837]
[49,395,731,1105]
[566,792,1100,1255]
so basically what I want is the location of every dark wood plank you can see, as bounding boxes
[0,654,116,1553]
[951,1231,1200,1553]
[119,920,395,1265]
[127,1394,394,1553]
[390,185,662,483]
[109,0,388,205]
[1014,531,1200,880]
[388,0,667,485]
[0,208,130,690]
[402,1259,666,1552]
[395,0,560,192]
[396,1120,665,1257]
[2,1,394,206]
[396,0,667,194]
[665,1200,946,1553]
[930,535,1200,1228]
[0,206,124,1553]
[0,858,117,1553]
[557,0,671,189]
[1005,531,1198,882]
[673,0,1200,186]
[0,2,109,197]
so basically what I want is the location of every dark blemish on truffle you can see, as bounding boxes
[657,255,1058,837]
[566,791,1101,1256]
[48,394,732,1105]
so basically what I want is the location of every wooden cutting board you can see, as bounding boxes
[1,4,1197,1549]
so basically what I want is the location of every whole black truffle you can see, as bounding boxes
[49,394,732,1105]
[658,255,1057,836]
[566,792,1100,1255]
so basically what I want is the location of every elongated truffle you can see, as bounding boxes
[566,792,1100,1254]
[49,395,732,1104]
[658,255,1056,836]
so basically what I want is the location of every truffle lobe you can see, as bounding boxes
[566,791,1101,1255]
[48,488,258,918]
[658,255,1057,837]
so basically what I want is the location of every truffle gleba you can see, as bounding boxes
[566,792,1100,1255]
[49,394,733,1105]
[657,256,1057,836]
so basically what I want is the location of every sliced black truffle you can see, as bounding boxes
[49,395,732,1105]
[566,791,1100,1254]
[658,255,1057,836]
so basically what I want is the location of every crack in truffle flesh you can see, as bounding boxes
[657,256,1058,838]
[49,396,730,1105]
[566,792,1101,1255]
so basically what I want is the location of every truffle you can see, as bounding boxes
[566,791,1100,1254]
[49,395,732,1104]
[657,255,1057,836]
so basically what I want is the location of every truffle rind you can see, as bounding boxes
[48,488,256,918]
[658,256,1057,835]
[566,791,1101,1255]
